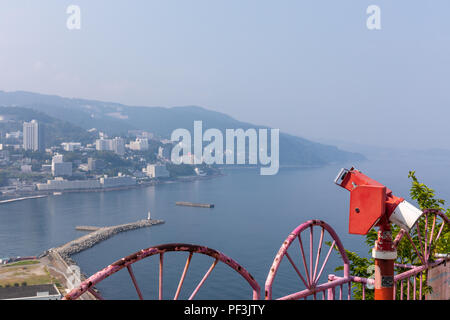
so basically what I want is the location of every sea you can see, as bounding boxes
[1,151,449,299]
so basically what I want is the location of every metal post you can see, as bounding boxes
[373,221,395,300]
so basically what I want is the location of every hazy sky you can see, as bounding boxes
[0,1,449,149]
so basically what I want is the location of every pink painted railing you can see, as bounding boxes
[64,210,448,300]
[391,209,449,300]
[264,220,351,300]
[63,243,260,300]
[326,275,374,300]
[265,210,448,300]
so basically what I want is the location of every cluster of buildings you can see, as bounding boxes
[36,173,137,191]
[0,118,214,196]
[95,137,125,155]
[36,165,169,192]
[128,138,149,151]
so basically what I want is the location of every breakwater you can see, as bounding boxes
[39,219,164,299]
[54,219,164,260]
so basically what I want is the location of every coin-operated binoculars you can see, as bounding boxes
[334,167,423,300]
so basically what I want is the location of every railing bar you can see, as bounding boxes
[312,227,325,284]
[310,226,314,285]
[407,278,410,300]
[424,214,428,264]
[362,282,365,300]
[159,253,164,300]
[435,222,446,248]
[413,275,417,300]
[347,282,351,300]
[327,280,335,301]
[279,276,354,300]
[415,224,425,263]
[405,232,426,266]
[428,215,437,261]
[285,252,309,288]
[298,235,312,287]
[188,258,218,300]
[127,265,144,300]
[315,240,336,284]
[174,252,193,300]
[400,280,403,300]
[419,272,423,300]
[339,284,343,300]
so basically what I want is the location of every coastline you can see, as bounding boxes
[0,172,224,203]
[40,219,165,299]
[0,165,335,203]
[2,173,223,297]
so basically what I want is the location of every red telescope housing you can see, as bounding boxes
[334,167,420,235]
[335,167,423,300]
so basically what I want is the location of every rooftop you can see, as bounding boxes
[0,284,60,300]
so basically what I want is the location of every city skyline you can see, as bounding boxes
[0,1,449,149]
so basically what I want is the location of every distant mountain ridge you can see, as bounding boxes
[0,90,365,165]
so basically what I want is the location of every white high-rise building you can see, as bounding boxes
[23,120,43,151]
[95,137,125,155]
[112,137,125,155]
[95,138,111,151]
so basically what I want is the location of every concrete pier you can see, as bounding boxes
[0,195,47,204]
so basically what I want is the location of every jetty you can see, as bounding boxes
[176,201,214,208]
[40,218,164,300]
[0,195,47,204]
[55,219,164,259]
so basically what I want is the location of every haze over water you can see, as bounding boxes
[1,152,449,299]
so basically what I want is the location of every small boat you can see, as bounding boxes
[176,201,214,208]
[53,192,62,196]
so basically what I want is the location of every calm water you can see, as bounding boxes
[1,153,449,299]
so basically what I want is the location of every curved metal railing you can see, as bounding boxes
[63,211,448,300]
[63,243,260,300]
